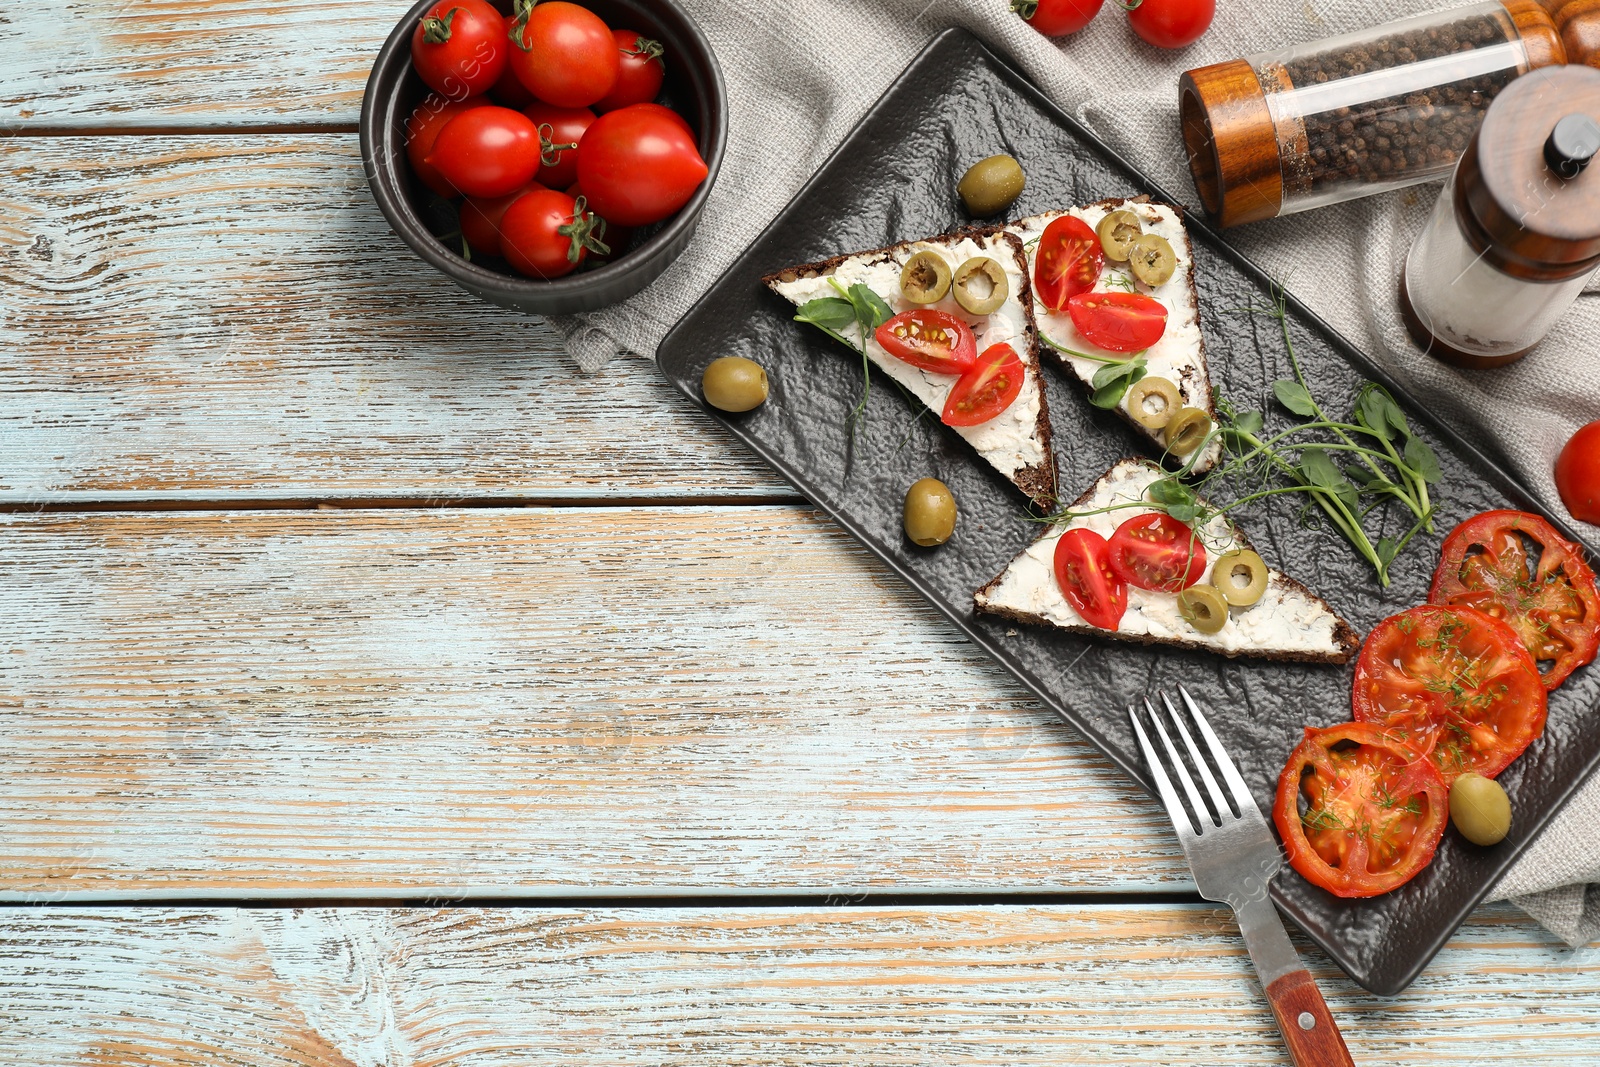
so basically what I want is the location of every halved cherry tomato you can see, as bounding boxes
[1274,721,1448,898]
[1033,215,1103,312]
[459,182,541,257]
[942,343,1025,427]
[425,105,542,198]
[1068,291,1168,352]
[1105,512,1206,592]
[410,0,507,98]
[1053,528,1128,630]
[507,0,619,109]
[405,95,493,197]
[1428,510,1599,690]
[523,102,595,190]
[594,29,667,112]
[1557,421,1600,525]
[875,310,977,375]
[499,188,602,279]
[1352,604,1547,783]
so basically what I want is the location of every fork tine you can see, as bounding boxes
[1128,704,1197,838]
[1178,684,1260,816]
[1146,697,1214,831]
[1162,690,1233,821]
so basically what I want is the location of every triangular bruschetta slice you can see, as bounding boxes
[765,228,1056,507]
[1007,198,1222,474]
[975,458,1359,663]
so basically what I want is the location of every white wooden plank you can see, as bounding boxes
[1,904,1594,1064]
[0,133,790,502]
[0,505,1186,899]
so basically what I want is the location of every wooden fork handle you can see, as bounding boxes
[1265,969,1355,1066]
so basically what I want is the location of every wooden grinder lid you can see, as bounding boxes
[1542,0,1600,66]
[1457,65,1600,280]
[1179,60,1283,229]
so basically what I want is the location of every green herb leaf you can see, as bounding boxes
[847,283,893,331]
[1232,409,1265,436]
[1090,358,1139,391]
[794,297,857,334]
[1404,435,1443,484]
[1088,356,1146,409]
[1299,447,1360,512]
[1273,379,1318,418]
[1345,465,1395,492]
[1148,478,1196,510]
[1376,536,1400,566]
[1354,384,1397,442]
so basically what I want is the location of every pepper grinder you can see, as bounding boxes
[1401,66,1600,368]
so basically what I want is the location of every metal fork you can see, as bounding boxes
[1130,686,1355,1067]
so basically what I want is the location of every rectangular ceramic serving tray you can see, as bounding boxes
[654,28,1600,996]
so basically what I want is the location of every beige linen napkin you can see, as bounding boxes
[551,0,1600,944]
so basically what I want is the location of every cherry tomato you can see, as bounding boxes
[1067,291,1168,352]
[425,105,542,198]
[1352,605,1547,783]
[523,102,595,190]
[564,181,631,261]
[1053,528,1128,630]
[1556,420,1600,526]
[507,0,619,109]
[942,343,1025,427]
[460,183,541,257]
[1033,215,1103,312]
[1274,722,1447,898]
[406,95,493,197]
[1125,0,1215,49]
[1105,512,1206,592]
[410,0,507,98]
[1011,0,1106,35]
[875,310,978,375]
[499,188,604,279]
[626,101,694,136]
[594,29,666,112]
[1428,510,1599,690]
[576,103,709,227]
[489,16,537,106]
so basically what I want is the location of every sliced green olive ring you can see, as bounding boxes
[1164,406,1213,457]
[1129,233,1177,286]
[956,155,1026,217]
[1126,376,1181,431]
[1450,772,1511,846]
[1211,549,1269,607]
[952,256,1009,316]
[903,477,958,547]
[1177,584,1229,635]
[1096,209,1143,262]
[899,250,952,304]
[701,356,769,412]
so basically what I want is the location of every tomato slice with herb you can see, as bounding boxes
[942,342,1025,427]
[1274,721,1448,898]
[1352,604,1547,783]
[875,309,978,375]
[1105,512,1206,592]
[1053,528,1128,630]
[1427,510,1600,690]
[1067,291,1168,352]
[1033,215,1103,312]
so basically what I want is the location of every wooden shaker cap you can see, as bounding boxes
[1540,0,1600,66]
[1179,60,1284,229]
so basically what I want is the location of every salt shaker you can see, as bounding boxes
[1400,66,1600,368]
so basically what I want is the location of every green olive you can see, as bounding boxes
[903,478,957,546]
[1125,376,1181,431]
[1096,209,1143,262]
[1450,773,1511,846]
[1164,407,1213,457]
[1211,549,1269,607]
[1128,233,1177,286]
[701,356,769,413]
[1178,584,1229,635]
[899,250,952,304]
[956,154,1026,217]
[952,257,1009,316]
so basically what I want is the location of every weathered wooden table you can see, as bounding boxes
[3,4,1599,1062]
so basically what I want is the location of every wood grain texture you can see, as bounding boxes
[0,505,1189,899]
[2,904,1597,1065]
[0,133,790,502]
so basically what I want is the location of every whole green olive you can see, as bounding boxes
[900,250,953,304]
[957,154,1026,217]
[1211,549,1269,607]
[1450,772,1511,846]
[952,256,1009,315]
[701,356,769,413]
[903,477,957,547]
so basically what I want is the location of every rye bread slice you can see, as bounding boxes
[974,458,1361,664]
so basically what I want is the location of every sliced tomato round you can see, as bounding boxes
[1053,528,1128,630]
[942,342,1025,427]
[1352,604,1547,784]
[1428,509,1600,690]
[1274,721,1448,898]
[875,309,977,375]
[1033,215,1103,312]
[1067,291,1168,352]
[1105,512,1206,592]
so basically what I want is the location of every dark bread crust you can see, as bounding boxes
[764,225,1057,508]
[972,457,1362,665]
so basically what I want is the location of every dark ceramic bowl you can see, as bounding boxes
[360,0,727,316]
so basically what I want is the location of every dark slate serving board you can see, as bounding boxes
[653,28,1600,996]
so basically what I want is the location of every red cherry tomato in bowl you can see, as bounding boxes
[410,0,507,97]
[405,94,493,196]
[489,16,537,106]
[1557,420,1600,526]
[425,105,542,198]
[595,29,667,111]
[1053,528,1128,630]
[1033,215,1103,312]
[875,310,977,374]
[499,188,604,279]
[1068,291,1168,352]
[507,0,618,109]
[523,102,595,189]
[1012,0,1106,36]
[1105,512,1205,592]
[1125,0,1215,49]
[942,343,1025,427]
[576,103,709,227]
[459,183,542,257]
